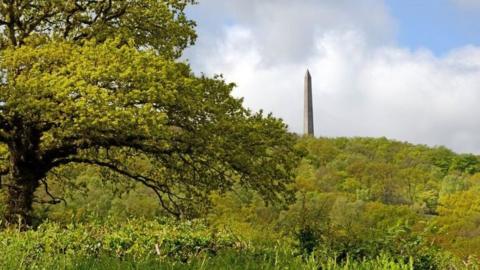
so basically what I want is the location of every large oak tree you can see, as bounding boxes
[0,0,299,227]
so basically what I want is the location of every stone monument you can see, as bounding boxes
[304,70,314,136]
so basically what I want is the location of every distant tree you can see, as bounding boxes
[0,1,300,227]
[450,154,480,175]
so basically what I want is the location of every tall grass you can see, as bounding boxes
[0,219,472,269]
[19,251,413,270]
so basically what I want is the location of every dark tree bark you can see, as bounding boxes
[3,125,46,229]
[5,175,40,227]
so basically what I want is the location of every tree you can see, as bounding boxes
[0,0,197,58]
[0,1,300,227]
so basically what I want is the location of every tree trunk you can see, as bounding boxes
[3,126,45,229]
[4,171,40,228]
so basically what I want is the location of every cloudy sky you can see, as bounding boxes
[184,0,480,154]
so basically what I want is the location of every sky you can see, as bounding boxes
[183,0,480,154]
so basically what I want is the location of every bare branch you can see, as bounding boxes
[33,178,67,206]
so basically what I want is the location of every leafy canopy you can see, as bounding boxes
[0,0,196,58]
[0,0,300,222]
[0,37,299,216]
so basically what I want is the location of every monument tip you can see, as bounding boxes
[305,69,311,77]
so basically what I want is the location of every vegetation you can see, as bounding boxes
[1,136,479,268]
[0,218,238,269]
[0,218,422,269]
[1,1,479,269]
[0,0,298,227]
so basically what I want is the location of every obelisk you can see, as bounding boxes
[304,70,314,136]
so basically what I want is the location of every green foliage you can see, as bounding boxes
[0,0,197,58]
[296,226,318,255]
[0,26,299,226]
[450,154,480,175]
[2,136,480,269]
[202,136,480,267]
[0,219,431,270]
[3,136,480,268]
[0,0,300,226]
[0,218,239,269]
[2,1,479,268]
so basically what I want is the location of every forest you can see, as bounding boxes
[0,1,479,269]
[2,136,480,269]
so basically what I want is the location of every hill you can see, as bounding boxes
[210,136,480,262]
[3,136,480,269]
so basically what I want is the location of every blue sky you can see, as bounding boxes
[186,0,480,154]
[386,0,480,54]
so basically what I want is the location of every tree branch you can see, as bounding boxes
[50,156,181,217]
[6,1,17,46]
[41,132,189,167]
[33,178,67,206]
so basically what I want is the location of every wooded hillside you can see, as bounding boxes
[3,136,479,269]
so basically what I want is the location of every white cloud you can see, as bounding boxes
[185,0,480,154]
[187,0,395,65]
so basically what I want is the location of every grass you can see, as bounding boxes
[1,250,415,270]
[0,219,456,269]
